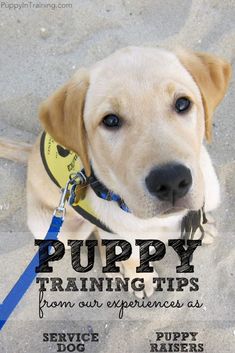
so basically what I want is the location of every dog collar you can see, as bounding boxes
[87,167,130,213]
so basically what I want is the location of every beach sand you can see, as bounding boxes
[0,1,234,352]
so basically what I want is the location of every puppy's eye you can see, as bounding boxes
[102,114,121,128]
[175,97,191,113]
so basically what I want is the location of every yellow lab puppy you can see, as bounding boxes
[0,47,231,297]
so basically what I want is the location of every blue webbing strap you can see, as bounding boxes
[0,215,63,330]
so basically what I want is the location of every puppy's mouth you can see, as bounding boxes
[160,206,186,217]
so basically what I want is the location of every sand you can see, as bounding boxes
[0,1,234,352]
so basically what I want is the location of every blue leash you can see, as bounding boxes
[0,169,129,330]
[0,173,84,331]
[0,215,64,330]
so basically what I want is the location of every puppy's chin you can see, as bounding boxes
[129,194,204,219]
[131,206,186,220]
[160,207,187,217]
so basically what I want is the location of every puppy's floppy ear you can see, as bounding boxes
[177,50,232,142]
[39,68,91,176]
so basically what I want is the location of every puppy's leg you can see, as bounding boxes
[96,229,158,298]
[94,229,125,276]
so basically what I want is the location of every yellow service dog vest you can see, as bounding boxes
[40,132,111,232]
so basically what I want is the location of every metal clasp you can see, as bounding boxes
[53,171,88,219]
[53,180,70,219]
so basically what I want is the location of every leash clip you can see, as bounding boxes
[53,180,70,219]
[53,171,88,219]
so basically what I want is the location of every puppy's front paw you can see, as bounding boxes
[102,262,158,298]
[135,271,159,299]
[121,262,158,299]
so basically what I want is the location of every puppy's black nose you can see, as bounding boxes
[145,164,192,204]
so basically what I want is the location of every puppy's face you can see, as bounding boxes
[84,47,229,218]
[40,47,231,219]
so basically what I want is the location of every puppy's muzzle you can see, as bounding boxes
[145,163,192,204]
